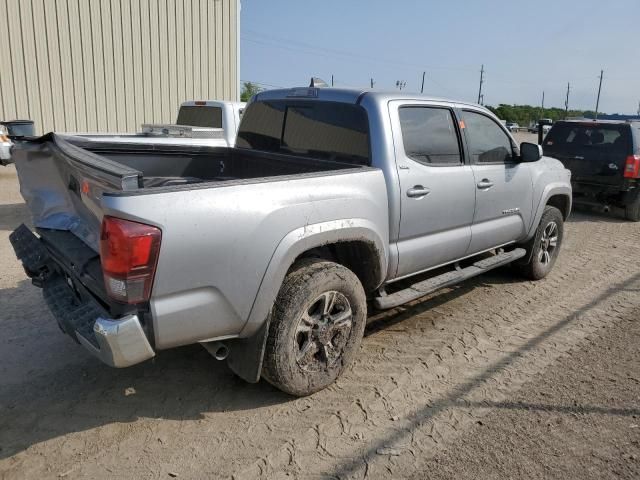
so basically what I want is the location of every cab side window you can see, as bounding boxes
[462,110,514,164]
[399,107,462,166]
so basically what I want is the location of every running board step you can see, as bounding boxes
[374,248,527,310]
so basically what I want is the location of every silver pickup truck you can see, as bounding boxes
[9,87,572,396]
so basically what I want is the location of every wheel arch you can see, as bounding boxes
[240,219,388,339]
[294,239,383,294]
[226,219,387,384]
[526,184,572,240]
[546,194,571,220]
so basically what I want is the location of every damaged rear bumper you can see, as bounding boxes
[9,224,155,367]
[80,314,155,367]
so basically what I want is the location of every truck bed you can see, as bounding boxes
[63,136,362,188]
[10,134,372,252]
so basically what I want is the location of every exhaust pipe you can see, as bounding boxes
[603,205,610,213]
[201,341,230,361]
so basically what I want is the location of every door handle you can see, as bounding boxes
[477,179,494,189]
[407,186,430,198]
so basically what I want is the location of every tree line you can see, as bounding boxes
[485,104,598,126]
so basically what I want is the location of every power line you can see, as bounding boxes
[477,64,484,104]
[240,79,286,89]
[424,75,457,97]
[595,69,604,120]
[242,32,478,73]
[243,30,632,111]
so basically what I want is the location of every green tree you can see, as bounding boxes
[240,82,263,102]
[486,104,599,126]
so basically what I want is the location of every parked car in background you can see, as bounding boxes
[543,119,640,221]
[9,87,571,396]
[0,126,11,164]
[506,122,520,132]
[528,123,553,135]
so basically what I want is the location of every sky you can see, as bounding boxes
[240,0,640,114]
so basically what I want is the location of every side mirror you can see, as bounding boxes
[520,142,542,162]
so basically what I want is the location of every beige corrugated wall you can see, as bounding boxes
[0,0,239,134]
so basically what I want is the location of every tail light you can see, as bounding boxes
[624,155,640,178]
[100,216,161,304]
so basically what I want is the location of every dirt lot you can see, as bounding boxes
[1,154,639,479]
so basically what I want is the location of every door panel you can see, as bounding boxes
[469,163,533,253]
[460,109,534,254]
[391,102,476,279]
[396,164,475,277]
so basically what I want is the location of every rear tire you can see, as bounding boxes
[625,193,640,222]
[262,259,367,396]
[514,206,564,280]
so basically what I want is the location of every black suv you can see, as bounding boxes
[543,120,640,221]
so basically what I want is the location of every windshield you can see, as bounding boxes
[236,100,370,165]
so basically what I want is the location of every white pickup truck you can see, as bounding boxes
[64,100,246,148]
[1,101,245,166]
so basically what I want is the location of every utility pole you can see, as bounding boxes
[421,71,425,94]
[637,100,640,117]
[370,78,375,89]
[477,64,484,104]
[541,90,545,118]
[595,69,604,120]
[564,82,571,118]
[331,75,334,87]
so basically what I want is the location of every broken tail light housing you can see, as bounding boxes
[100,216,161,304]
[624,155,640,178]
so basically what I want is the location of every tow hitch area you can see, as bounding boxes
[9,223,51,285]
[9,223,156,367]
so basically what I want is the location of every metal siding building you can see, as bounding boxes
[0,0,239,134]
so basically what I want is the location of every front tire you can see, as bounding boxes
[262,259,367,396]
[515,206,564,280]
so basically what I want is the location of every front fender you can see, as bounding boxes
[239,218,388,338]
[526,182,572,240]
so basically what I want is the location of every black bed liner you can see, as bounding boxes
[63,135,362,187]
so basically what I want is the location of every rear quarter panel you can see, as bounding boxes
[101,169,389,349]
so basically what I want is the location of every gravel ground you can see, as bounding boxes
[423,306,640,480]
[1,159,639,479]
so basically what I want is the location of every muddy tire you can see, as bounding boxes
[624,193,640,222]
[262,259,367,397]
[515,206,564,280]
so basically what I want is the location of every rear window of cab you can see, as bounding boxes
[236,100,371,165]
[544,123,631,153]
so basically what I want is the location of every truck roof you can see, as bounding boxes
[254,87,486,111]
